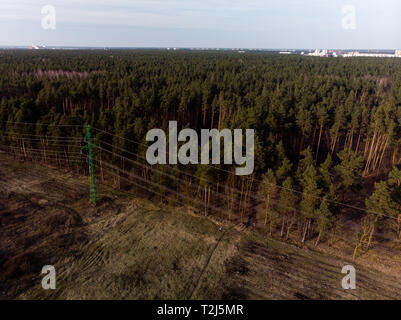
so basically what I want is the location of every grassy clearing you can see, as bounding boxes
[1,156,401,300]
[0,160,238,300]
[17,199,238,299]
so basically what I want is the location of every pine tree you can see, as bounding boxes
[315,198,333,246]
[300,165,321,243]
[335,148,364,201]
[387,166,401,240]
[275,157,292,184]
[365,181,397,248]
[260,169,278,236]
[296,147,315,183]
[315,102,328,160]
[196,165,215,216]
[278,177,298,239]
[388,166,401,187]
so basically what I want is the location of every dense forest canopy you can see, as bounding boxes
[1,49,401,256]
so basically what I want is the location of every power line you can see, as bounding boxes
[6,132,84,140]
[95,158,332,225]
[94,139,300,214]
[1,152,85,164]
[0,117,388,221]
[8,140,84,148]
[90,129,396,220]
[95,138,281,209]
[7,135,84,143]
[1,147,397,254]
[2,145,84,156]
[5,138,84,149]
[93,143,247,205]
[95,162,399,246]
[97,137,249,195]
[4,150,85,162]
[94,164,179,205]
[0,120,85,127]
[8,138,395,223]
[6,140,246,214]
[3,124,398,221]
[91,126,145,148]
[95,159,251,219]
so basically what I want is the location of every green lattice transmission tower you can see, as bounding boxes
[82,125,99,205]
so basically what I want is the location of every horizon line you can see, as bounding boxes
[0,46,400,51]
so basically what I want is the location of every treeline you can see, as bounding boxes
[1,50,401,256]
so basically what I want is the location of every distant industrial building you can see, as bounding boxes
[308,49,329,57]
[305,49,401,58]
[342,51,401,58]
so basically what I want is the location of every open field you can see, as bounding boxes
[1,154,401,300]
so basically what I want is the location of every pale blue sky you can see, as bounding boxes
[0,0,400,49]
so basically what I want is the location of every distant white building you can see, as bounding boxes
[308,49,328,57]
[343,50,401,58]
[301,49,401,59]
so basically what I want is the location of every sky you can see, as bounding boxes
[0,0,400,49]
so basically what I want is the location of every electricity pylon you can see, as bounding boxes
[81,125,99,205]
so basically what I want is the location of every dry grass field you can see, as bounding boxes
[1,154,401,300]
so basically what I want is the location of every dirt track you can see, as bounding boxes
[1,154,401,300]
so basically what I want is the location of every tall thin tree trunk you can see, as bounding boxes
[311,123,317,150]
[315,231,322,246]
[355,130,362,153]
[302,220,309,243]
[280,218,285,238]
[316,124,323,161]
